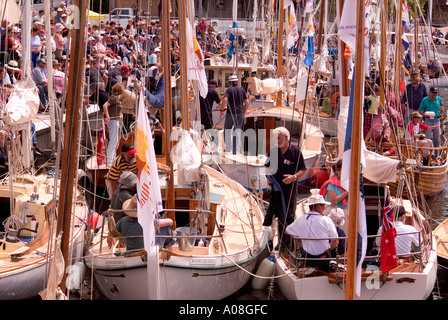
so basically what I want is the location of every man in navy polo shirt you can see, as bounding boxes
[263,127,307,249]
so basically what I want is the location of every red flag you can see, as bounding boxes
[380,190,398,273]
[344,44,353,60]
[96,122,105,166]
[399,79,406,94]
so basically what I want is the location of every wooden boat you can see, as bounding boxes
[84,165,267,300]
[434,218,448,266]
[0,174,88,300]
[274,184,437,300]
[388,141,448,198]
[207,105,324,193]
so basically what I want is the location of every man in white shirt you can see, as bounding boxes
[375,205,420,257]
[32,58,48,109]
[286,189,339,270]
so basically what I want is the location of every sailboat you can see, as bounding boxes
[0,0,89,300]
[434,218,448,266]
[204,0,324,194]
[273,0,437,300]
[83,0,268,300]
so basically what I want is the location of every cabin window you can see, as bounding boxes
[0,197,12,233]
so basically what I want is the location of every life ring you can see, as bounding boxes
[331,92,340,108]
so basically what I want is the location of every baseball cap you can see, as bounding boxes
[121,65,130,72]
[121,142,136,155]
[429,86,438,93]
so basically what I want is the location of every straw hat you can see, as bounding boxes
[122,194,138,218]
[411,111,422,118]
[327,207,345,228]
[305,189,331,206]
[7,60,20,72]
[229,75,238,82]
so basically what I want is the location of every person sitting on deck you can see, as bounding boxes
[104,142,137,199]
[373,205,420,258]
[285,189,338,271]
[406,111,437,166]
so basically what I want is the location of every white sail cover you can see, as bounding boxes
[337,96,399,183]
[175,130,203,185]
[2,77,40,125]
[248,77,284,95]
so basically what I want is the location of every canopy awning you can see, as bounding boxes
[1,0,21,25]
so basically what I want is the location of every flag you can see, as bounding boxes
[228,21,238,58]
[380,189,398,273]
[136,91,163,299]
[340,74,368,297]
[402,0,410,28]
[344,44,353,60]
[401,33,410,50]
[304,36,314,67]
[96,121,105,166]
[338,0,371,75]
[186,19,208,98]
[286,4,298,49]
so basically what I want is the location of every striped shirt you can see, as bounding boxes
[104,155,137,182]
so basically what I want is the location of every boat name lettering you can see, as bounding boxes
[105,260,125,265]
[190,258,216,265]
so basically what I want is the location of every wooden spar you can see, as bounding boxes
[276,0,284,107]
[337,0,350,96]
[414,1,419,73]
[345,1,365,301]
[178,0,189,131]
[394,0,403,102]
[380,0,387,107]
[57,0,87,292]
[316,0,325,55]
[161,0,175,221]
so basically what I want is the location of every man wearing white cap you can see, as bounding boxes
[286,189,339,270]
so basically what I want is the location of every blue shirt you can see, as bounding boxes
[418,95,444,117]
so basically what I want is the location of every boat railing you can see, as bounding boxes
[97,207,228,254]
[288,226,429,269]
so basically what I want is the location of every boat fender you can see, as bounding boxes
[30,215,38,237]
[331,92,340,108]
[86,210,101,231]
[65,262,86,291]
[251,255,275,290]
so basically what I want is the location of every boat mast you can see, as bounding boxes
[337,0,350,96]
[178,0,189,131]
[57,0,87,292]
[380,0,387,107]
[161,0,175,219]
[394,0,403,102]
[276,0,284,107]
[345,0,365,301]
[414,1,419,73]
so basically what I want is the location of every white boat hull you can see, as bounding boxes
[88,254,260,300]
[275,239,437,300]
[0,226,86,300]
[305,114,338,136]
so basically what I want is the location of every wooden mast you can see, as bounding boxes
[380,0,387,107]
[316,0,325,55]
[178,0,189,131]
[161,0,175,220]
[345,0,365,301]
[414,1,419,73]
[337,0,350,97]
[394,0,403,102]
[57,0,87,292]
[276,0,284,106]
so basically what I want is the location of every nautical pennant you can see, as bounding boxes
[136,91,163,299]
[186,19,208,98]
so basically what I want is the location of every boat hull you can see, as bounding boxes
[89,256,259,300]
[275,240,437,300]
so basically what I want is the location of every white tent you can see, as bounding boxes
[0,0,21,25]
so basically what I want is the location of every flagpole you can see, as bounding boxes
[380,0,387,108]
[178,0,189,131]
[394,0,403,102]
[276,0,284,107]
[345,0,365,301]
[161,0,175,220]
